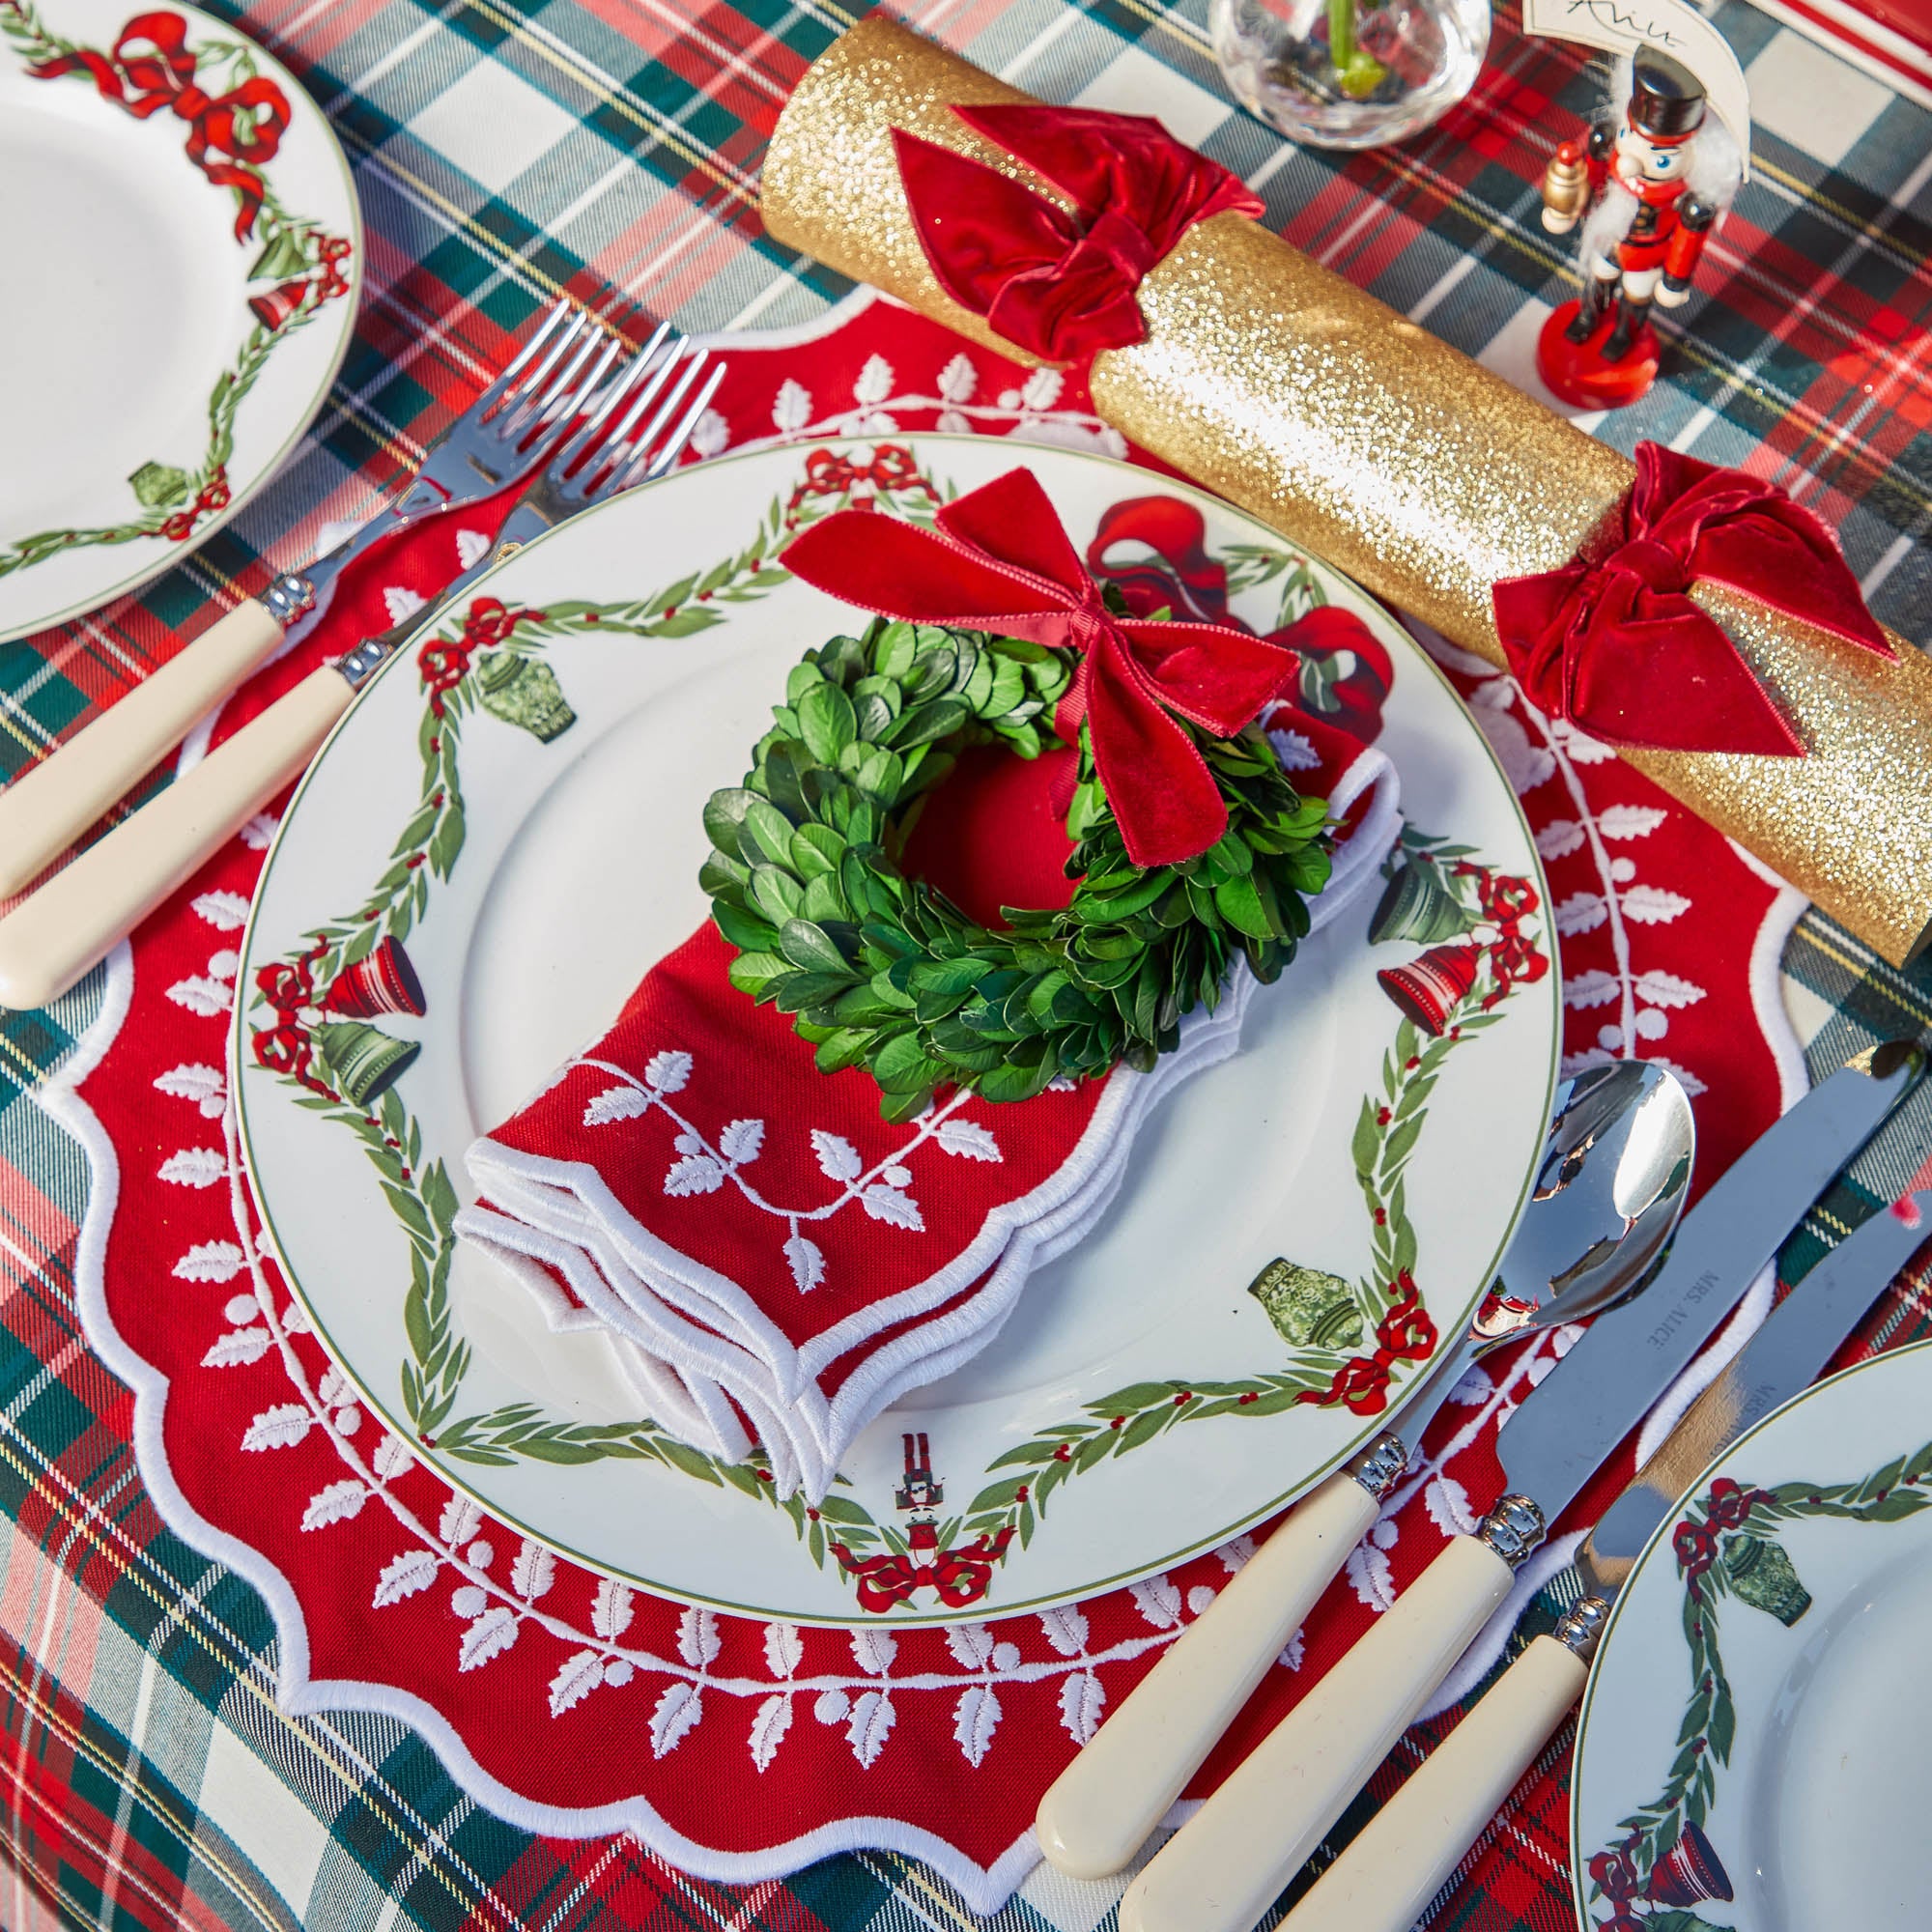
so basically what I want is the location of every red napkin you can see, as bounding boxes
[458,700,1397,1498]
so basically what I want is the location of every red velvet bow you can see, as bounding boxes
[31,13,291,239]
[892,103,1263,367]
[781,469,1297,867]
[1492,443,1893,757]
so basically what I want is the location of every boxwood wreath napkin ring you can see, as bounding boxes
[700,468,1334,1122]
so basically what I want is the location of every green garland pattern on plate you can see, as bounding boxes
[1586,1436,1932,1928]
[0,0,353,579]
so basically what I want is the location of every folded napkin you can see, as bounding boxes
[457,677,1398,1499]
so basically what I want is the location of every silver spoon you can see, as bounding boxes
[1036,1060,1695,1881]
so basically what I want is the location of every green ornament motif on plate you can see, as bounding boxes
[1722,1531,1813,1626]
[1248,1258,1365,1350]
[317,1020,419,1108]
[479,651,577,742]
[128,462,193,511]
[1369,853,1470,945]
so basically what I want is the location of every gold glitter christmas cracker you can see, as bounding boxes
[761,18,1932,966]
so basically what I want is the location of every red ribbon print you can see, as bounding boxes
[1492,443,1892,758]
[893,103,1262,367]
[833,1528,1015,1613]
[781,467,1298,867]
[31,12,291,239]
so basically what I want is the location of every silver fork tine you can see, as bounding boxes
[616,351,713,488]
[469,296,571,417]
[498,308,597,432]
[505,333,625,478]
[571,331,688,485]
[639,361,726,483]
[552,325,677,475]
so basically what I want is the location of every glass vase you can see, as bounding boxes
[1210,0,1490,151]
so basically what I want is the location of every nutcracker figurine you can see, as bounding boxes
[1535,48,1742,410]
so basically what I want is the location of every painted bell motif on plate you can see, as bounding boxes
[1368,858,1468,945]
[1248,1259,1364,1350]
[316,1019,420,1107]
[324,935,426,1019]
[1721,1531,1813,1626]
[1377,941,1482,1037]
[1646,1819,1734,1907]
[478,651,576,742]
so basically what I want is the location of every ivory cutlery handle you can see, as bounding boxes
[0,598,287,898]
[1037,1470,1381,1880]
[0,666,351,1010]
[1280,1633,1587,1932]
[1118,1532,1515,1932]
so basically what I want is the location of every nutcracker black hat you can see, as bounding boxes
[1628,48,1708,144]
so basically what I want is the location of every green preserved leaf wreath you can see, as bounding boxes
[701,610,1333,1122]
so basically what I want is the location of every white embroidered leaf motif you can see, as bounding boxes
[155,1064,225,1109]
[944,1623,994,1670]
[242,1404,311,1451]
[1651,1058,1709,1099]
[749,1692,793,1770]
[1563,969,1621,1010]
[1599,804,1669,840]
[160,1149,225,1189]
[440,1495,482,1547]
[850,1627,897,1676]
[846,1688,895,1766]
[1425,1474,1477,1537]
[593,1577,636,1641]
[678,1605,722,1669]
[166,975,234,1017]
[1218,1534,1257,1575]
[1448,1365,1494,1406]
[783,1235,825,1293]
[644,1050,693,1094]
[1554,893,1608,937]
[583,1086,648,1126]
[811,1130,863,1183]
[852,355,895,408]
[1277,1628,1306,1671]
[202,1326,270,1368]
[1535,819,1585,861]
[384,585,428,626]
[373,1548,439,1607]
[772,377,812,435]
[1634,970,1706,1009]
[191,889,251,930]
[1019,365,1064,412]
[549,1648,606,1718]
[1058,1671,1105,1745]
[690,408,728,459]
[240,812,278,849]
[174,1240,245,1283]
[764,1622,804,1679]
[651,1682,703,1756]
[459,1606,519,1671]
[1038,1605,1089,1658]
[1549,718,1614,764]
[454,527,490,570]
[511,1541,555,1602]
[301,1480,369,1530]
[1621,884,1691,925]
[935,1119,1002,1163]
[372,1435,414,1480]
[937,352,977,403]
[1131,1576,1182,1630]
[1346,1536,1398,1613]
[719,1118,765,1164]
[953,1685,1001,1766]
[665,1153,724,1197]
[1267,726,1321,773]
[860,1183,923,1231]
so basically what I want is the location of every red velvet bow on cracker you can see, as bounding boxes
[1492,443,1892,757]
[781,468,1296,868]
[30,12,291,241]
[892,104,1263,367]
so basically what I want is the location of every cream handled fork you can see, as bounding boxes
[0,299,601,902]
[0,333,722,1012]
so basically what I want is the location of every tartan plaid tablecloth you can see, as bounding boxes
[3,1,1930,1927]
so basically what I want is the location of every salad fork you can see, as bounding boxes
[0,298,611,900]
[0,335,724,1011]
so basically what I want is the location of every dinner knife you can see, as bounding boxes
[1117,1039,1921,1932]
[1277,1183,1932,1932]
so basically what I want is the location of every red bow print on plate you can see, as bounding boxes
[781,467,1296,867]
[1492,443,1892,757]
[29,11,291,239]
[893,103,1263,366]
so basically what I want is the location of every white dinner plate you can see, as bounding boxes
[233,434,1560,1624]
[1573,1337,1932,1932]
[0,0,359,641]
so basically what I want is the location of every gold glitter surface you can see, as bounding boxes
[761,20,1932,964]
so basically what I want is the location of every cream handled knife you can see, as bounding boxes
[1117,1041,1922,1932]
[1280,1184,1932,1932]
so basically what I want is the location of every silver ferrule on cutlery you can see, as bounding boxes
[1108,1039,1920,1932]
[1280,1179,1932,1932]
[0,315,723,1012]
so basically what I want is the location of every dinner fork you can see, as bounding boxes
[0,335,724,1012]
[0,298,611,900]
